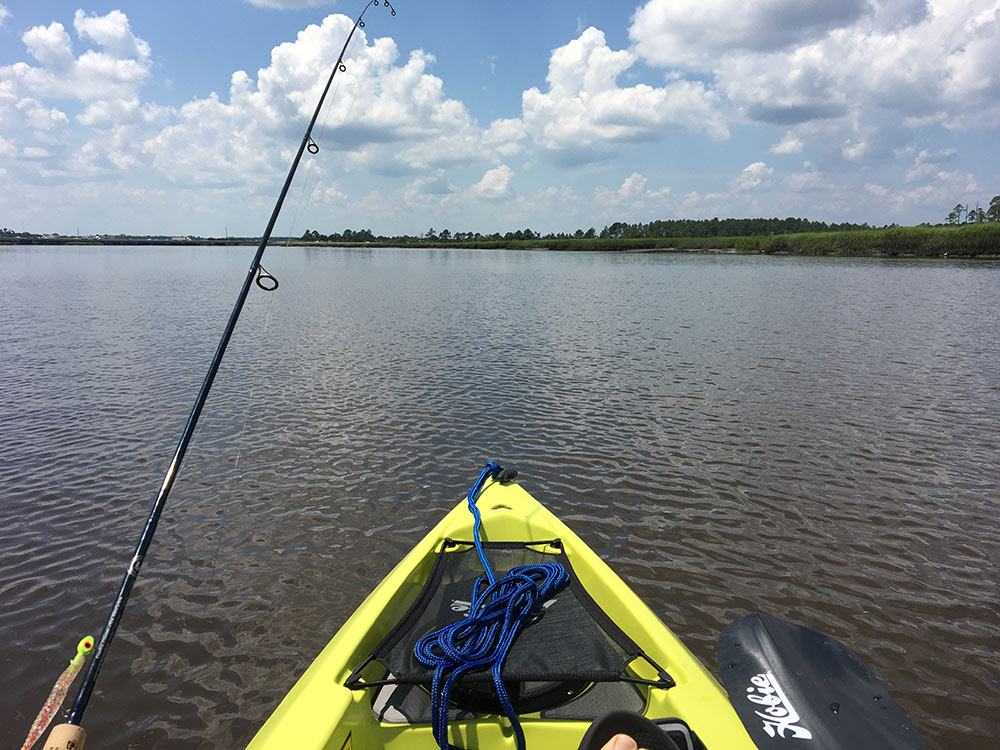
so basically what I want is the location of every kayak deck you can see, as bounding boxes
[247,479,755,749]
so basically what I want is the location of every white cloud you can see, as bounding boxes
[733,162,774,191]
[17,98,69,132]
[593,172,671,215]
[4,4,996,234]
[469,164,514,200]
[219,21,519,174]
[316,184,346,203]
[21,22,75,69]
[770,132,804,154]
[865,168,980,212]
[403,170,457,202]
[521,27,728,164]
[630,0,868,71]
[902,111,947,128]
[784,161,827,191]
[482,118,526,156]
[74,10,151,60]
[598,172,649,202]
[142,91,274,188]
[904,148,957,183]
[77,97,170,128]
[679,189,731,218]
[630,0,1000,163]
[0,4,11,28]
[2,8,536,235]
[5,13,152,105]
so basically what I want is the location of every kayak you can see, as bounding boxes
[247,472,757,750]
[247,465,929,750]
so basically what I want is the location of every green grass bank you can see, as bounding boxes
[423,224,1000,257]
[5,223,999,257]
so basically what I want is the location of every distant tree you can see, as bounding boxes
[425,227,437,240]
[970,207,986,224]
[439,228,451,242]
[947,204,964,224]
[584,227,596,239]
[984,195,1000,223]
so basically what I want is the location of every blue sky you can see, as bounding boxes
[1,0,998,236]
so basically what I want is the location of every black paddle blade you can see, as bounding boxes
[717,613,929,750]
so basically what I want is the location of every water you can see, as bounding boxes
[2,245,998,749]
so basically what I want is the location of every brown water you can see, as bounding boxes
[1,245,998,749]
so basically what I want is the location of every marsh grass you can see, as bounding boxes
[407,224,999,256]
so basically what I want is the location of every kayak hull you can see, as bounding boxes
[247,480,755,749]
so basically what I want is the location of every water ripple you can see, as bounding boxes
[1,247,998,749]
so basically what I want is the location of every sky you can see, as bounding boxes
[1,0,998,237]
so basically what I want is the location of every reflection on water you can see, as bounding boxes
[1,246,998,749]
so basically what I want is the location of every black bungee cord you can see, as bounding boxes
[40,2,396,745]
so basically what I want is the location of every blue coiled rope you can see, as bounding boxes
[414,463,569,750]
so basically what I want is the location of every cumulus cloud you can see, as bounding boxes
[2,7,554,236]
[16,99,70,132]
[482,118,527,156]
[680,190,730,217]
[784,161,827,191]
[0,4,10,28]
[770,132,804,154]
[21,22,76,70]
[630,0,1000,161]
[593,172,671,215]
[77,97,170,128]
[630,0,868,71]
[3,8,523,201]
[469,164,514,200]
[403,170,457,202]
[74,10,151,60]
[866,168,979,212]
[205,19,523,176]
[11,12,152,101]
[521,27,728,164]
[733,162,774,191]
[904,148,957,182]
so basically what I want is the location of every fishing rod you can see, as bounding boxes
[42,2,396,748]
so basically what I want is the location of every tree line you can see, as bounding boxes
[300,216,879,244]
[947,195,1000,224]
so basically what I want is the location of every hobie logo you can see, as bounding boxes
[746,672,813,740]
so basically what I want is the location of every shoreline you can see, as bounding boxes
[3,224,999,259]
